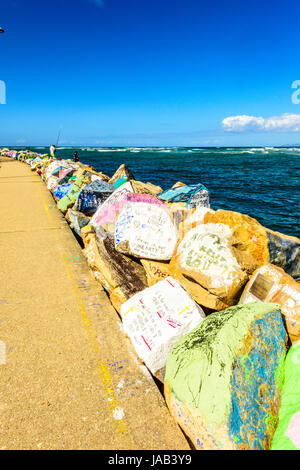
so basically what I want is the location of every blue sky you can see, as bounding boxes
[1,0,300,146]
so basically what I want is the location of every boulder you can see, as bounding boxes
[158,183,210,209]
[90,181,134,232]
[108,164,134,186]
[204,210,300,281]
[120,276,205,379]
[66,209,90,238]
[140,259,171,286]
[239,264,300,344]
[73,180,114,216]
[58,173,91,214]
[271,340,300,450]
[115,197,177,261]
[53,182,74,201]
[165,302,288,450]
[81,225,147,313]
[169,223,248,309]
[46,176,59,193]
[130,180,163,196]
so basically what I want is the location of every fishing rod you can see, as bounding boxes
[56,127,62,147]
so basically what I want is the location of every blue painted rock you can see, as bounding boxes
[271,340,300,450]
[74,180,114,215]
[53,182,74,200]
[164,302,288,450]
[158,183,210,209]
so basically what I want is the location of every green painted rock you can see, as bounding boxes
[271,340,300,450]
[58,174,90,214]
[164,302,288,450]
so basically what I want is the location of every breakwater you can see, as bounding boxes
[2,147,300,450]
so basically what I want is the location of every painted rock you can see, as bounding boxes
[90,181,134,232]
[73,180,114,215]
[169,223,248,309]
[58,174,91,214]
[271,340,300,450]
[158,183,210,209]
[66,209,90,238]
[265,228,300,281]
[46,175,59,192]
[204,210,300,281]
[115,199,177,261]
[120,276,205,378]
[140,259,171,286]
[58,168,76,185]
[81,224,147,313]
[164,302,288,450]
[53,182,74,200]
[108,164,134,186]
[239,264,300,344]
[130,180,163,196]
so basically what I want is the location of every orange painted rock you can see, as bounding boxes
[239,264,300,344]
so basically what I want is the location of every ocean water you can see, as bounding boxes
[26,146,300,238]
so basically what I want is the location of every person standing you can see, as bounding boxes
[50,144,56,158]
[74,150,79,163]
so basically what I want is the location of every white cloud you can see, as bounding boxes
[222,113,300,133]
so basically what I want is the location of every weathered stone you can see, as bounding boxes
[115,198,177,261]
[81,225,147,313]
[130,180,163,196]
[120,276,205,378]
[108,163,134,186]
[204,210,300,280]
[58,174,91,214]
[90,181,134,232]
[73,180,114,215]
[140,259,171,286]
[66,209,90,238]
[158,183,210,209]
[240,264,300,344]
[271,341,300,450]
[169,223,248,309]
[165,302,288,450]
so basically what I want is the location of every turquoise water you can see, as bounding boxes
[25,146,300,238]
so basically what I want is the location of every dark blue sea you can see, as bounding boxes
[25,146,300,238]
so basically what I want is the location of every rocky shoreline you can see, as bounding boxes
[2,147,299,450]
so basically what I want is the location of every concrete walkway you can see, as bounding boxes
[0,158,189,450]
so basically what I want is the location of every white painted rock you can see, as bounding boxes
[115,201,177,260]
[120,276,205,376]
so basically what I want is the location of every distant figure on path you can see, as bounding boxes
[74,151,79,163]
[50,144,56,158]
